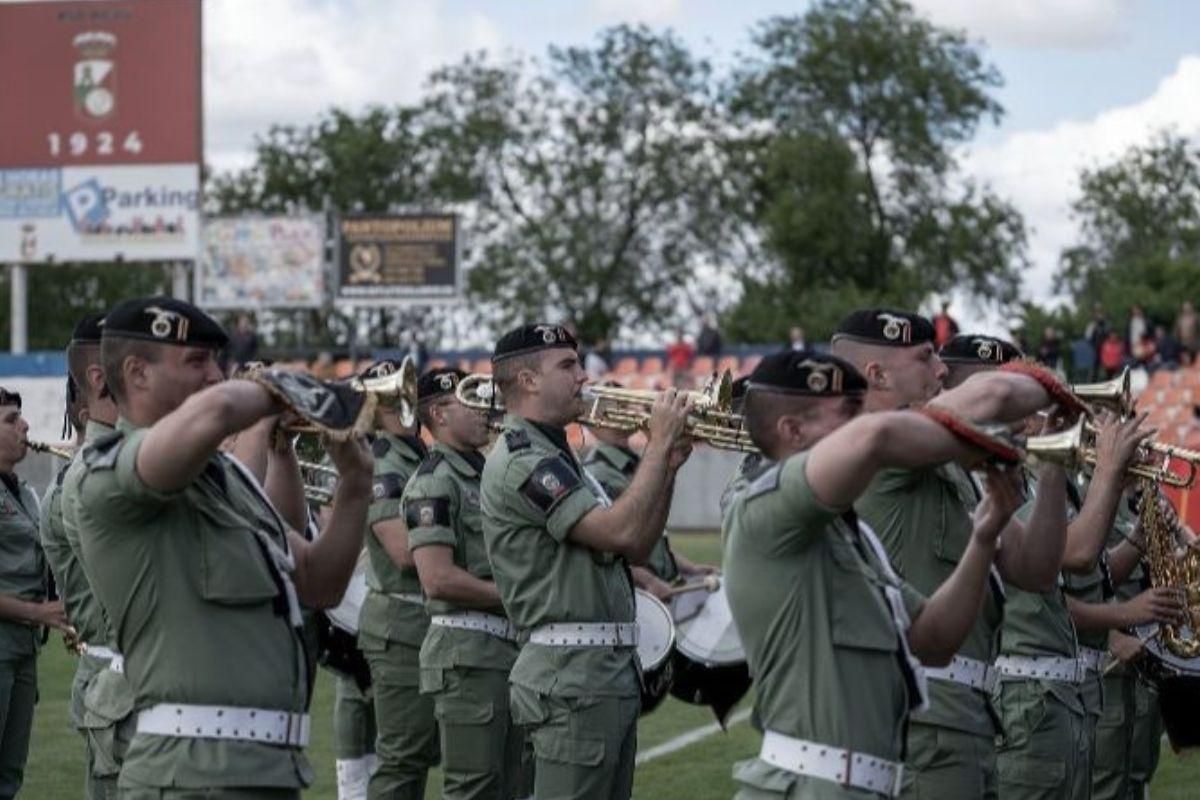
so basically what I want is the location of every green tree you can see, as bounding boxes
[422,26,737,344]
[724,0,1027,342]
[1057,133,1200,332]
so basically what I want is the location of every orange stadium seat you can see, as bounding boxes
[614,357,639,375]
[716,355,741,377]
[641,356,664,374]
[692,356,715,375]
[333,360,357,379]
[471,359,492,375]
[740,354,762,375]
[426,358,447,370]
[1149,370,1175,390]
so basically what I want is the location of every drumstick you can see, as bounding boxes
[664,574,720,598]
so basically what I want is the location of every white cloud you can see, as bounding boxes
[203,0,502,173]
[961,54,1200,303]
[911,0,1134,49]
[586,0,682,26]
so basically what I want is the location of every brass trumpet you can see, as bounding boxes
[25,439,74,460]
[285,356,419,433]
[1070,368,1133,417]
[299,460,338,505]
[1024,418,1200,489]
[455,371,758,453]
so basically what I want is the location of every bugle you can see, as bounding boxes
[299,460,338,505]
[1024,418,1200,489]
[285,356,420,434]
[25,439,74,460]
[1070,368,1133,417]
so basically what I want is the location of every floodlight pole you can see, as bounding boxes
[9,264,27,354]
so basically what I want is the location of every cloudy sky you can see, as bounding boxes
[202,0,1200,308]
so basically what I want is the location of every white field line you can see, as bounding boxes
[636,708,753,765]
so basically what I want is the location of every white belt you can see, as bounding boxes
[1078,647,1106,674]
[386,592,424,605]
[137,703,310,747]
[82,644,124,674]
[760,730,903,798]
[994,655,1085,684]
[923,655,998,692]
[527,622,638,648]
[431,612,518,642]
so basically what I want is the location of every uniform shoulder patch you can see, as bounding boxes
[371,437,392,459]
[405,497,452,529]
[415,451,445,477]
[82,431,125,470]
[372,472,407,501]
[519,455,581,513]
[504,429,531,451]
[745,463,782,500]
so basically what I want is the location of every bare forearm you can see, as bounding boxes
[295,474,371,608]
[1107,539,1144,586]
[140,381,279,493]
[1066,596,1133,633]
[998,467,1066,592]
[0,595,46,627]
[932,372,1050,425]
[908,537,999,665]
[607,446,673,561]
[1063,470,1123,571]
[423,568,501,609]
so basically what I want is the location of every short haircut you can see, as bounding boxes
[417,397,453,431]
[493,352,542,403]
[100,337,165,403]
[744,390,861,458]
[66,342,101,396]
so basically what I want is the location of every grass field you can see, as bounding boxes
[17,532,1200,798]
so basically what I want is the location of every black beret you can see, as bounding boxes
[831,308,935,347]
[492,323,578,364]
[101,296,228,348]
[748,350,867,397]
[0,388,20,409]
[731,376,750,402]
[939,334,1023,365]
[70,312,106,345]
[418,367,469,403]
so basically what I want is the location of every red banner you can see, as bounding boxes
[0,0,201,168]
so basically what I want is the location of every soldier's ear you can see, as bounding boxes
[775,414,804,448]
[864,361,889,391]
[124,355,149,392]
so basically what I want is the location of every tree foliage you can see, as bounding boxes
[723,0,1027,342]
[422,26,736,344]
[1056,133,1200,331]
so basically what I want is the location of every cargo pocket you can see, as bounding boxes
[998,755,1066,789]
[731,757,795,798]
[197,523,279,605]
[531,728,605,767]
[81,669,135,778]
[509,685,549,728]
[996,682,1044,752]
[437,697,497,773]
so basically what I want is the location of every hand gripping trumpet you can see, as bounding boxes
[1022,418,1200,489]
[454,370,759,452]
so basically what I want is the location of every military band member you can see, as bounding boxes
[333,676,376,800]
[834,323,1075,800]
[357,361,440,800]
[70,296,374,799]
[723,350,1047,800]
[41,312,133,800]
[0,387,70,799]
[481,323,693,800]
[990,414,1153,800]
[582,400,717,598]
[405,367,526,800]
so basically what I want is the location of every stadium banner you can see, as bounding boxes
[335,213,460,304]
[197,216,327,310]
[0,0,202,263]
[0,164,199,262]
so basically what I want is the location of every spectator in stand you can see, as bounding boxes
[1176,300,1199,359]
[1154,324,1183,371]
[226,313,259,374]
[697,313,722,357]
[1099,330,1126,378]
[665,329,695,388]
[932,300,959,347]
[787,326,806,351]
[1127,304,1150,362]
[584,338,611,380]
[1037,326,1062,370]
[1084,303,1111,380]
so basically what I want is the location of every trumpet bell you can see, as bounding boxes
[1071,368,1133,416]
[1022,418,1087,469]
[355,357,419,429]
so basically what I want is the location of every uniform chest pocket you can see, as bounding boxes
[932,483,973,566]
[197,525,280,605]
[828,542,901,653]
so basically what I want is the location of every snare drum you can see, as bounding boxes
[669,584,751,725]
[635,589,675,714]
[318,561,373,691]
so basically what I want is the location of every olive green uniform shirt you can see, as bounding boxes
[724,453,927,761]
[582,442,679,583]
[0,474,44,657]
[359,434,430,647]
[856,463,1003,738]
[481,414,638,698]
[405,442,517,673]
[73,420,313,790]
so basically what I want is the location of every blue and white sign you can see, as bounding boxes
[0,163,199,262]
